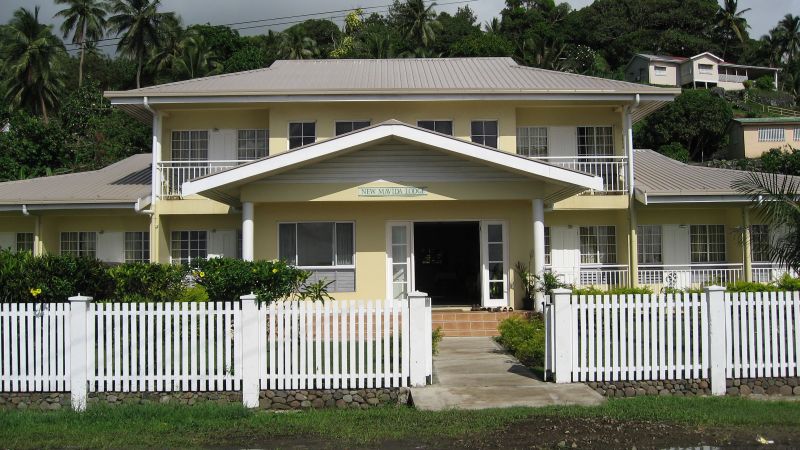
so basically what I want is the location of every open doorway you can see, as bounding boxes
[413,222,481,306]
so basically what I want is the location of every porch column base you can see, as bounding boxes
[242,201,254,261]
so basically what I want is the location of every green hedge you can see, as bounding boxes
[572,286,654,295]
[0,250,316,303]
[495,315,545,369]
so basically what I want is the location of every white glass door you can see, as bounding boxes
[386,222,413,300]
[481,221,508,307]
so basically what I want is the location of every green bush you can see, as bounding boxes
[726,281,778,292]
[177,285,210,303]
[496,315,545,369]
[776,274,800,291]
[754,75,775,91]
[108,263,186,302]
[572,286,654,295]
[193,258,310,303]
[659,142,690,162]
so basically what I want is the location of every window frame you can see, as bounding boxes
[60,231,97,258]
[15,232,34,253]
[750,224,771,263]
[170,230,208,265]
[579,225,617,265]
[277,221,356,269]
[124,231,150,263]
[516,126,549,157]
[334,120,371,136]
[636,225,663,265]
[758,127,785,142]
[236,129,269,160]
[470,119,499,148]
[417,119,454,136]
[287,121,316,149]
[577,126,614,156]
[690,224,726,263]
[544,226,551,266]
[654,65,667,76]
[170,129,209,161]
[698,63,714,74]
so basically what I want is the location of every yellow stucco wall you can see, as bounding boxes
[734,123,800,159]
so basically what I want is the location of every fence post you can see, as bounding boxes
[551,288,573,384]
[407,291,431,387]
[68,294,92,411]
[240,294,260,407]
[705,285,727,396]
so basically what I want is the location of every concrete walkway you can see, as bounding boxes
[410,337,604,410]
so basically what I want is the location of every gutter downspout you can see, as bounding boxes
[22,204,42,256]
[626,94,640,287]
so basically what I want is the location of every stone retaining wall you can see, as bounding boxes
[259,388,410,409]
[726,378,800,396]
[587,380,712,397]
[0,388,411,411]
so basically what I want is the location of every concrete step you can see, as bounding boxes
[410,384,605,411]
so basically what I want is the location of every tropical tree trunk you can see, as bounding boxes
[136,58,142,88]
[39,96,48,124]
[79,20,87,87]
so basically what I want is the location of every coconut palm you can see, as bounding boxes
[484,17,501,34]
[735,172,800,272]
[517,36,567,71]
[172,34,223,79]
[108,0,175,88]
[54,0,109,86]
[775,14,800,63]
[276,28,318,60]
[147,13,184,76]
[3,7,66,122]
[391,0,441,48]
[716,0,751,58]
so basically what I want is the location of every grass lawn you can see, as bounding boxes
[1,396,800,448]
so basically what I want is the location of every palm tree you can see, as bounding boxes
[276,28,318,60]
[108,0,175,88]
[391,0,441,49]
[172,34,223,79]
[776,14,800,63]
[735,172,800,272]
[484,17,501,34]
[716,0,751,59]
[147,13,183,77]
[361,31,396,58]
[517,37,567,71]
[3,7,66,122]
[54,0,108,86]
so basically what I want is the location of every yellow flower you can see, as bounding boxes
[272,268,278,273]
[30,288,42,297]
[199,271,205,278]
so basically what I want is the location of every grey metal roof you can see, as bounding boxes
[633,149,798,203]
[106,57,677,97]
[0,154,151,208]
[635,54,688,64]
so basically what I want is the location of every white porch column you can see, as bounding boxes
[151,112,162,203]
[532,198,545,310]
[242,201,254,261]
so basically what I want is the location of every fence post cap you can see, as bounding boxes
[408,291,429,298]
[551,288,572,295]
[704,285,726,292]
[240,293,257,301]
[68,294,93,302]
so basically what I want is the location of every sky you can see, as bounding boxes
[1,0,798,54]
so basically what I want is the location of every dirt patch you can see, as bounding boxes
[450,416,800,449]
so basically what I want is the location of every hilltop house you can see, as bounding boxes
[625,52,780,90]
[728,116,800,158]
[0,58,789,315]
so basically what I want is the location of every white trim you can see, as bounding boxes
[386,221,413,301]
[182,122,605,196]
[481,220,510,308]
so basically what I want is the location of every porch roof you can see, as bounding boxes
[182,120,605,204]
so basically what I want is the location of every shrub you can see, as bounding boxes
[496,314,545,369]
[754,75,775,91]
[659,142,690,162]
[108,263,186,302]
[432,327,444,356]
[572,286,653,295]
[726,281,778,292]
[193,258,311,303]
[177,285,210,303]
[776,274,800,291]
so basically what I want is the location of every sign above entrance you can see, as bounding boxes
[358,186,427,197]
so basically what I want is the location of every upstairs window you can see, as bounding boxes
[237,129,268,159]
[335,121,371,136]
[759,127,785,142]
[125,231,150,263]
[288,122,316,149]
[517,126,548,157]
[654,65,667,76]
[794,127,800,141]
[417,120,453,136]
[580,226,617,264]
[690,225,726,263]
[16,232,33,253]
[60,232,97,258]
[577,126,614,156]
[470,120,498,148]
[171,230,207,264]
[171,130,208,161]
[698,63,714,74]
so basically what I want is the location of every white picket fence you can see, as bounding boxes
[261,299,410,390]
[0,293,431,409]
[0,303,70,392]
[546,288,800,394]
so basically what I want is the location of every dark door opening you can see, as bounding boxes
[413,222,481,306]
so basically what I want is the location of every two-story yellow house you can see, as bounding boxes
[0,58,787,312]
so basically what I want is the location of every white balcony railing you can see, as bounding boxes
[157,160,250,198]
[547,265,630,289]
[718,73,748,83]
[637,264,744,291]
[751,263,795,283]
[532,156,627,194]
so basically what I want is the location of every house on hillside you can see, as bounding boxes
[0,57,792,332]
[625,52,779,90]
[728,116,800,158]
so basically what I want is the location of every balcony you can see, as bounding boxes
[157,160,250,198]
[531,156,627,194]
[718,73,748,83]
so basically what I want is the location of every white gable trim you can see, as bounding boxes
[181,123,604,196]
[689,52,724,62]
